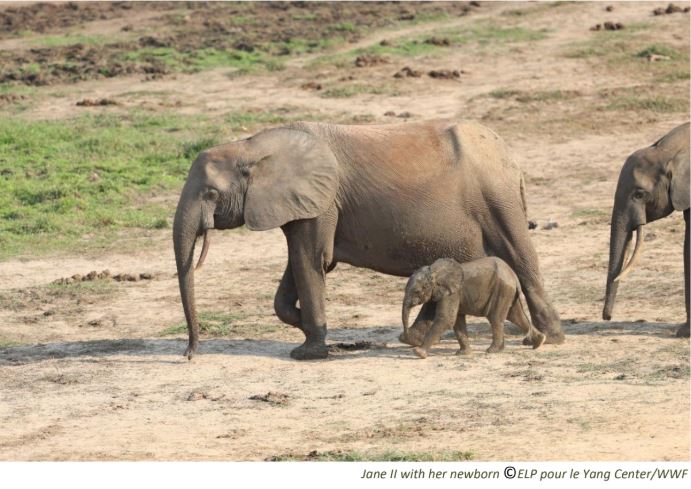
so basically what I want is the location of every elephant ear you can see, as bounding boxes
[669,147,690,211]
[243,128,339,231]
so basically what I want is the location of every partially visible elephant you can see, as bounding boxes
[602,122,690,337]
[401,257,546,358]
[173,119,564,360]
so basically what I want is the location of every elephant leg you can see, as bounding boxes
[399,301,437,346]
[274,259,301,328]
[677,209,690,338]
[492,215,564,344]
[414,296,459,359]
[486,318,506,353]
[453,313,473,355]
[282,210,336,360]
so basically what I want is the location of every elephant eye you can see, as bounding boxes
[205,189,219,202]
[632,189,646,200]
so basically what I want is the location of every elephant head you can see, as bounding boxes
[603,123,690,321]
[402,260,459,336]
[173,127,339,358]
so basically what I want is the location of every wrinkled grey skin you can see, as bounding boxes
[402,257,546,358]
[173,119,563,360]
[603,122,690,338]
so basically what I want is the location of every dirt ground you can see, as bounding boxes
[0,1,689,461]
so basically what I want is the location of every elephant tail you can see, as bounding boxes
[519,173,528,218]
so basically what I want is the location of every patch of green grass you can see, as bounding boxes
[489,89,581,103]
[292,13,317,21]
[122,47,284,74]
[269,449,474,462]
[160,311,279,337]
[603,94,687,113]
[0,338,22,349]
[331,22,356,33]
[46,278,117,299]
[28,33,113,48]
[0,112,224,259]
[636,44,683,60]
[321,84,399,99]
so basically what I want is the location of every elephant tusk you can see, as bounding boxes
[195,229,210,271]
[614,226,643,282]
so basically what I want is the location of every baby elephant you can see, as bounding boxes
[402,257,546,358]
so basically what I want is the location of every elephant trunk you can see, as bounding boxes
[402,286,415,337]
[603,214,635,321]
[173,192,203,359]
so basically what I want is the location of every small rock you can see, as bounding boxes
[354,54,390,67]
[88,172,100,182]
[528,220,538,230]
[393,66,422,78]
[249,391,289,406]
[470,1,481,7]
[603,21,625,30]
[76,98,118,107]
[398,13,415,21]
[187,391,208,401]
[139,272,153,280]
[614,373,626,380]
[542,218,559,230]
[424,37,451,46]
[605,5,614,11]
[85,271,98,281]
[379,39,391,46]
[300,81,322,90]
[397,111,413,118]
[384,110,396,116]
[71,274,82,282]
[590,23,602,31]
[428,69,462,79]
[644,232,658,242]
[43,310,55,316]
[647,54,670,62]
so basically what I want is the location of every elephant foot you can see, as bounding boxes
[184,342,199,361]
[523,332,546,349]
[290,341,328,360]
[412,347,428,359]
[675,323,690,338]
[542,329,565,345]
[455,348,473,356]
[486,342,504,354]
[399,323,430,347]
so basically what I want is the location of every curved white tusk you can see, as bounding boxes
[614,226,643,282]
[195,229,210,271]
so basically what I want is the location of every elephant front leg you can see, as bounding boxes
[274,260,301,328]
[414,296,459,359]
[677,209,690,338]
[399,301,437,346]
[283,219,335,360]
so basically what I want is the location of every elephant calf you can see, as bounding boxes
[402,257,546,358]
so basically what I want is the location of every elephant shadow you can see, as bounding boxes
[0,326,415,366]
[561,320,684,338]
[1,322,681,367]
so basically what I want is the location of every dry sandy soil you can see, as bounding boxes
[0,1,689,461]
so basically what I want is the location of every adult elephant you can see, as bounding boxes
[603,122,690,337]
[173,120,563,360]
